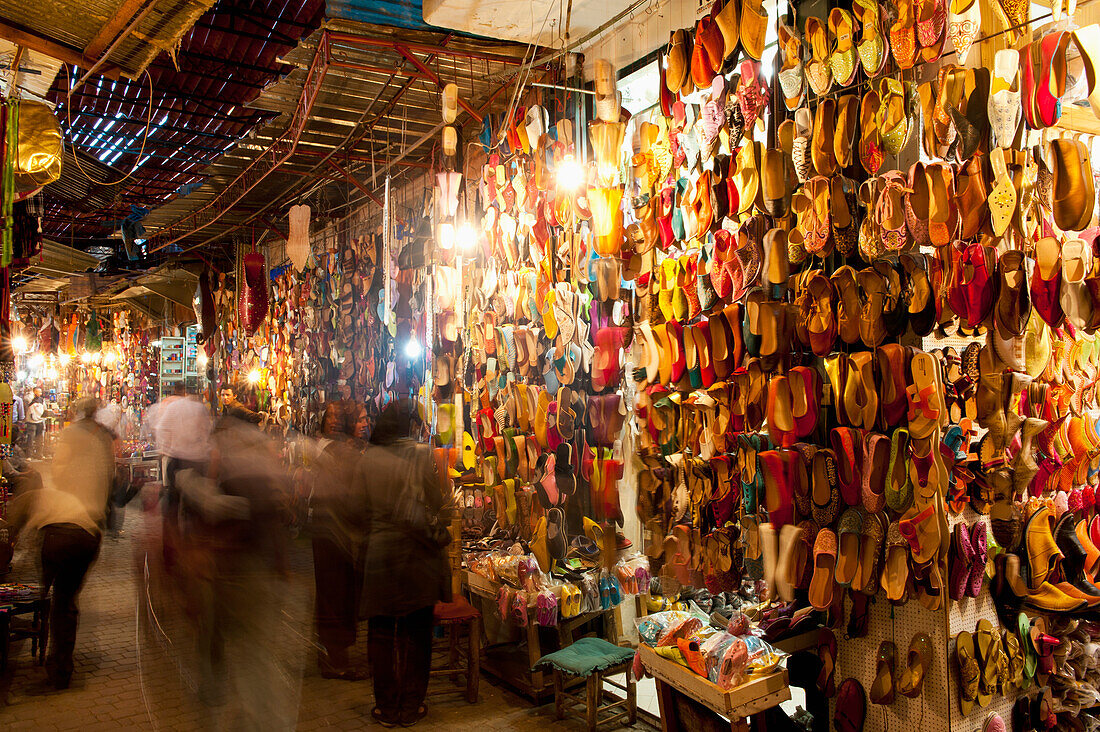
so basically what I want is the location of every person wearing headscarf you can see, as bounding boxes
[357,399,452,727]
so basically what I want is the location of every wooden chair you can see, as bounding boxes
[538,637,637,731]
[430,597,481,703]
[0,584,49,671]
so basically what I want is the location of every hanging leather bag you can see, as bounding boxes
[13,101,62,191]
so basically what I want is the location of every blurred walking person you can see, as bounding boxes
[156,384,212,569]
[178,404,295,730]
[310,400,367,679]
[358,399,452,727]
[6,397,114,688]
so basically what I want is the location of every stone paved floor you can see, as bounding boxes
[0,502,660,731]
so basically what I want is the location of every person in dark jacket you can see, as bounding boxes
[357,399,452,727]
[218,386,264,425]
[310,400,366,679]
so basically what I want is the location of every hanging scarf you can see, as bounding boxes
[1,101,14,267]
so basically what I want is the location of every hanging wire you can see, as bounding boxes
[63,65,155,186]
[481,1,558,153]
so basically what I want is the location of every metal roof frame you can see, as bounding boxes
[138,19,560,253]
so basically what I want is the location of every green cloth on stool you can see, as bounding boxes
[535,637,634,676]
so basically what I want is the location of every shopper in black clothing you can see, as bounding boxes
[218,386,264,425]
[357,399,452,727]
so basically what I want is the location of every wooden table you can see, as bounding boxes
[639,644,791,732]
[117,452,161,485]
[463,569,617,701]
[0,592,49,671]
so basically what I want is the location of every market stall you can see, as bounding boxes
[0,0,1098,727]
[415,0,1100,729]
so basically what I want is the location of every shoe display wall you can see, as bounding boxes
[437,0,1100,729]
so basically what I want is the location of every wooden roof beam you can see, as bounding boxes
[85,0,147,57]
[0,20,121,78]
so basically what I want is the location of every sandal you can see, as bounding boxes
[870,640,896,705]
[956,631,980,714]
[897,632,933,698]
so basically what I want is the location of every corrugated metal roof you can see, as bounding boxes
[40,0,326,243]
[0,42,63,100]
[0,0,218,78]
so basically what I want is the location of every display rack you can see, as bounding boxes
[158,337,184,400]
[463,569,617,701]
[183,325,199,378]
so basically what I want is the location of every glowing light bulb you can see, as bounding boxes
[80,352,92,364]
[28,353,44,368]
[59,352,71,365]
[103,350,117,365]
[405,337,422,359]
[11,336,26,354]
[456,223,476,250]
[557,155,585,192]
[247,368,262,385]
[438,222,455,250]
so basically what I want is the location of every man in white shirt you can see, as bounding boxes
[25,387,45,458]
[156,386,212,569]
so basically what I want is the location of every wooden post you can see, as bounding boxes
[467,617,480,703]
[627,667,637,725]
[448,625,460,685]
[655,678,676,732]
[554,669,566,719]
[526,612,544,691]
[449,517,462,597]
[586,673,600,731]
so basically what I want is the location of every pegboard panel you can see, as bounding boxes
[920,286,1020,730]
[827,590,951,732]
[946,506,1020,731]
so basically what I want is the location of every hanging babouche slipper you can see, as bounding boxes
[947,0,980,65]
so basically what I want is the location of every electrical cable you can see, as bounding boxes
[63,65,155,187]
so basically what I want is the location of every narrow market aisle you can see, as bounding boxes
[0,504,659,731]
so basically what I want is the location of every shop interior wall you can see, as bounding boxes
[571,0,1100,714]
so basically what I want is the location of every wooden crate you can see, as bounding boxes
[774,628,821,655]
[639,644,790,719]
[465,569,499,600]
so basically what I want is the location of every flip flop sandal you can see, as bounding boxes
[956,631,980,714]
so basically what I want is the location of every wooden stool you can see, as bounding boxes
[430,597,481,703]
[538,637,637,731]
